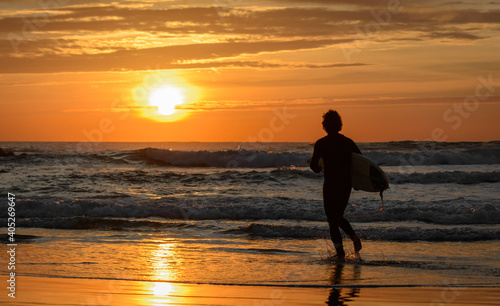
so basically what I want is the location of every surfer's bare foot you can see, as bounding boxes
[334,255,345,262]
[334,248,345,261]
[353,237,362,253]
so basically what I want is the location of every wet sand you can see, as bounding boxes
[1,276,499,305]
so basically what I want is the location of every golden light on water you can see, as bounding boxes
[141,241,190,305]
[149,242,180,282]
[143,281,189,306]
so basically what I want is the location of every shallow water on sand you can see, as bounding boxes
[6,228,499,288]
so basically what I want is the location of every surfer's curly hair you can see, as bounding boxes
[322,110,343,134]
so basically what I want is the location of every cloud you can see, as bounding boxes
[3,5,498,37]
[172,60,369,69]
[179,95,500,112]
[424,31,486,40]
[58,94,500,114]
[0,39,353,73]
[0,2,498,73]
[62,105,152,113]
[268,0,401,6]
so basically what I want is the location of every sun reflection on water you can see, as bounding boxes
[140,241,187,305]
[143,281,189,306]
[149,242,181,282]
[151,282,174,296]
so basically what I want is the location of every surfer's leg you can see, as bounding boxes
[328,218,346,259]
[336,188,362,253]
[327,219,343,246]
[334,188,354,236]
[325,208,346,258]
[338,218,354,236]
[325,206,345,258]
[352,235,362,253]
[324,185,351,258]
[338,218,362,252]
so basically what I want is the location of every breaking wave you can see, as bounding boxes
[228,223,499,242]
[141,148,310,168]
[140,148,500,168]
[3,196,498,226]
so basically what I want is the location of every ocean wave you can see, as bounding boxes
[7,166,499,196]
[3,196,499,226]
[6,146,500,169]
[141,148,311,168]
[360,140,500,153]
[366,149,500,167]
[349,198,500,225]
[386,171,500,184]
[140,148,500,168]
[224,223,324,239]
[359,226,500,242]
[228,223,500,242]
[271,168,500,184]
[12,217,193,231]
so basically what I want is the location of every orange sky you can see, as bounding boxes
[1,0,499,142]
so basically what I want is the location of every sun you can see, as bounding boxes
[149,86,185,116]
[133,73,199,122]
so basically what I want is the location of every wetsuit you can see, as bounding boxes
[310,133,361,251]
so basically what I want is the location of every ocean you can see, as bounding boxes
[1,141,499,291]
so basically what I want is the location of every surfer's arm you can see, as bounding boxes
[352,140,362,155]
[310,142,323,173]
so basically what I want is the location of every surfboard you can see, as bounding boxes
[307,153,389,193]
[351,153,389,193]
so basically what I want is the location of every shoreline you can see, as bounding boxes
[2,275,499,305]
[3,273,500,289]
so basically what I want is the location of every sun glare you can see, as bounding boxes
[151,282,174,296]
[149,86,185,116]
[133,73,199,122]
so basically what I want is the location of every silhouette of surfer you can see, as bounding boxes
[310,110,362,260]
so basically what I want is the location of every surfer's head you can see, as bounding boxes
[322,110,343,134]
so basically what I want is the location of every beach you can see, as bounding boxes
[2,276,500,305]
[1,141,499,304]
